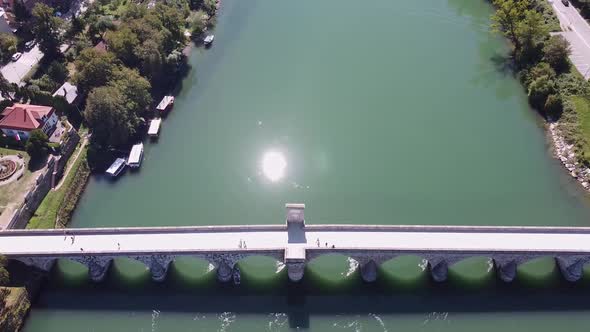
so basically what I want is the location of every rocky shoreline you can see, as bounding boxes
[549,122,590,190]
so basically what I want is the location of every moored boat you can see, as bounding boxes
[127,143,144,168]
[156,96,175,113]
[204,35,214,46]
[106,158,126,177]
[148,118,161,138]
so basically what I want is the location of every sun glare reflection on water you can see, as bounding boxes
[261,151,287,182]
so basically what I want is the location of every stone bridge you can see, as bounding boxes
[3,204,590,284]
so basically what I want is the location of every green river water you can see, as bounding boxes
[21,0,590,330]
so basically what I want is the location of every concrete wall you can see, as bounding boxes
[6,128,80,229]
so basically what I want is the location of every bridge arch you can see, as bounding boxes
[192,251,284,283]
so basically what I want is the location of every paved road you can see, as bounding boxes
[3,225,590,257]
[0,45,43,86]
[550,0,590,78]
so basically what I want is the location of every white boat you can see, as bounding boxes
[156,96,174,112]
[148,118,161,137]
[106,158,126,177]
[127,143,144,168]
[204,35,214,46]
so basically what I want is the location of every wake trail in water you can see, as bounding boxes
[151,309,160,332]
[370,313,388,332]
[218,312,236,332]
[267,313,288,331]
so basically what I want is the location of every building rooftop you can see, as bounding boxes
[0,103,54,131]
[52,82,78,104]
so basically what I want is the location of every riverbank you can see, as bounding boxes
[27,144,89,229]
[490,0,590,193]
[0,287,30,332]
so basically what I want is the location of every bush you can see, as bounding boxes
[524,62,555,88]
[0,255,8,285]
[544,94,563,119]
[25,129,49,160]
[528,75,556,111]
[555,73,589,96]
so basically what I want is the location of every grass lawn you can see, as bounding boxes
[570,96,590,160]
[27,147,87,229]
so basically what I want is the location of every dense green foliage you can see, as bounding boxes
[492,0,590,164]
[491,0,578,118]
[0,33,17,63]
[0,72,16,101]
[0,255,8,285]
[25,129,49,160]
[31,4,64,61]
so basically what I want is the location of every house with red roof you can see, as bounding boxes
[0,104,58,141]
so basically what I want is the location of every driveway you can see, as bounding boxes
[0,45,43,86]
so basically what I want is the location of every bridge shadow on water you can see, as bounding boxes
[32,280,590,329]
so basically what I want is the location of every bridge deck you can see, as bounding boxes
[3,225,590,257]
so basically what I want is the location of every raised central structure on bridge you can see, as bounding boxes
[3,204,590,284]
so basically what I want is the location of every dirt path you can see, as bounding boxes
[53,137,87,191]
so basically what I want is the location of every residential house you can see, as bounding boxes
[52,82,79,106]
[0,8,14,34]
[0,103,58,140]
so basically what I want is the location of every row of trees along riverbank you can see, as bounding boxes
[492,0,590,165]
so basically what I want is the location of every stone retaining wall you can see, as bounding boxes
[6,129,81,229]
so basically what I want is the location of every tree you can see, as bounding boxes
[202,0,217,16]
[0,33,17,62]
[190,11,206,37]
[67,13,86,39]
[0,72,16,100]
[135,39,163,80]
[84,86,141,147]
[544,35,571,73]
[87,15,115,43]
[29,74,59,93]
[525,62,555,87]
[25,129,49,160]
[155,3,185,47]
[0,255,8,285]
[73,48,118,95]
[32,3,64,60]
[47,61,69,83]
[72,34,92,56]
[517,10,546,47]
[515,9,547,64]
[13,0,30,22]
[110,67,152,115]
[491,0,528,51]
[104,26,140,66]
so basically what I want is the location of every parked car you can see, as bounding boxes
[25,40,35,50]
[11,52,22,62]
[562,0,570,6]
